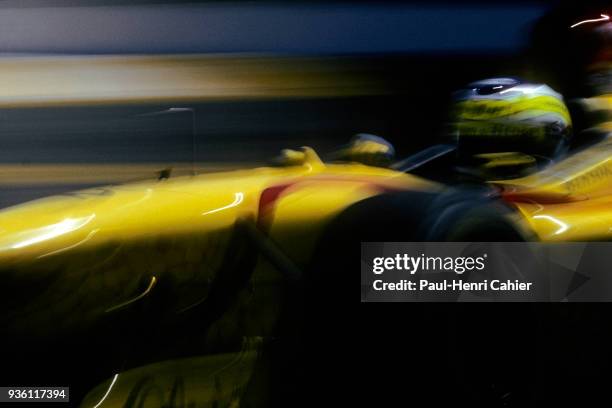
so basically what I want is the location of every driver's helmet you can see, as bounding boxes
[451,77,572,177]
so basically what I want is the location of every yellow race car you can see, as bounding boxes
[0,144,441,406]
[0,89,610,405]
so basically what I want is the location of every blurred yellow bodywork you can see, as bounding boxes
[0,148,433,266]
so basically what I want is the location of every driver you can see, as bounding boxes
[450,77,572,179]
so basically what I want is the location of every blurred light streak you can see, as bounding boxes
[117,189,153,210]
[92,373,119,408]
[105,276,157,313]
[202,192,244,215]
[8,214,96,249]
[570,14,609,28]
[533,214,569,235]
[37,228,99,258]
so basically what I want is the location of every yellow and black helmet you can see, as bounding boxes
[452,77,572,164]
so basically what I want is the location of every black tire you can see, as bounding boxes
[312,187,531,245]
